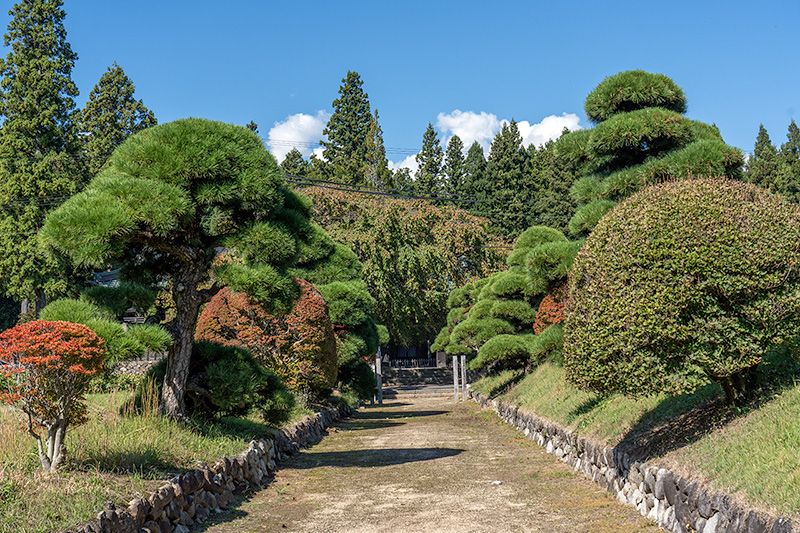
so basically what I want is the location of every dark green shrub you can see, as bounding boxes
[564,178,800,405]
[137,342,294,425]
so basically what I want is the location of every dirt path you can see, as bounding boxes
[198,399,663,532]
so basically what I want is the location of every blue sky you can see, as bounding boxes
[3,1,799,168]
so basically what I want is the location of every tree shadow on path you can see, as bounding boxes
[290,447,464,468]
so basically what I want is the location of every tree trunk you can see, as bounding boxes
[36,420,67,473]
[709,364,759,406]
[34,289,47,319]
[160,266,204,420]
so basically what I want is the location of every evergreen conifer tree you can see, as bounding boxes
[321,71,372,184]
[0,0,87,314]
[485,120,528,237]
[463,141,487,198]
[365,109,391,187]
[746,125,780,192]
[281,148,308,177]
[444,134,466,197]
[415,123,443,196]
[776,119,800,202]
[79,62,156,175]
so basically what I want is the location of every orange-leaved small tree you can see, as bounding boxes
[0,321,105,472]
[196,280,337,399]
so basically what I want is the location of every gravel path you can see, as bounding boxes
[198,398,663,532]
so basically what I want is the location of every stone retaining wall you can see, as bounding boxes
[471,391,794,533]
[67,403,354,533]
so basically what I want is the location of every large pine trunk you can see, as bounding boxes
[160,267,204,420]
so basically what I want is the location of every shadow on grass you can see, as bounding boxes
[570,397,603,419]
[290,447,464,468]
[72,447,184,479]
[481,370,525,398]
[617,349,800,460]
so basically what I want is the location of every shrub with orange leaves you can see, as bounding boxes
[532,283,568,334]
[196,280,337,399]
[0,320,105,472]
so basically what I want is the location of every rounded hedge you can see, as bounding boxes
[564,178,800,404]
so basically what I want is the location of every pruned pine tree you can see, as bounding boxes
[0,0,88,315]
[79,62,156,175]
[42,119,314,419]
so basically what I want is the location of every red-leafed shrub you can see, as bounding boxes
[532,283,568,334]
[0,321,105,472]
[196,280,337,398]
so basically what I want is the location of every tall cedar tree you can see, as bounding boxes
[41,119,313,419]
[485,120,528,237]
[415,123,444,196]
[79,62,156,175]
[0,0,87,314]
[777,119,800,202]
[365,109,391,187]
[524,140,576,233]
[444,135,466,197]
[462,141,487,199]
[746,125,780,192]
[321,71,372,184]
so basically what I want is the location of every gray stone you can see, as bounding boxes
[674,496,691,532]
[663,471,678,506]
[663,506,676,531]
[696,517,707,533]
[141,520,161,533]
[744,511,768,533]
[654,468,667,500]
[644,467,656,493]
[696,487,713,519]
[174,525,191,533]
[629,462,644,485]
[771,518,794,533]
[127,497,150,527]
[703,513,719,533]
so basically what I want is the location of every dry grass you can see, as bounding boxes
[0,377,290,533]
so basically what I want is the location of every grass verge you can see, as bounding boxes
[0,379,320,533]
[471,356,800,520]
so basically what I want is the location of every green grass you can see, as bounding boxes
[473,362,720,443]
[685,384,800,514]
[0,380,323,533]
[473,359,800,519]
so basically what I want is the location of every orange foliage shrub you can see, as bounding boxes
[0,321,105,472]
[533,283,568,334]
[196,280,337,398]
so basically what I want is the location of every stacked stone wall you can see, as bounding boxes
[471,391,794,533]
[67,403,353,533]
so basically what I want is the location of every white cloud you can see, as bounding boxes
[267,111,329,162]
[436,110,582,154]
[389,154,419,174]
[436,110,502,152]
[517,113,582,149]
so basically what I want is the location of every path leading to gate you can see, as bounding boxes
[199,399,663,533]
